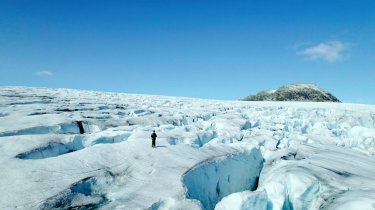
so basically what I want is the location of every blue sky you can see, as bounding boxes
[1,0,374,103]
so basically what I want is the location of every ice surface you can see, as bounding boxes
[1,86,375,210]
[183,149,264,210]
[215,190,269,210]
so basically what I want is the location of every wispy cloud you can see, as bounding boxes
[298,41,349,62]
[35,71,53,76]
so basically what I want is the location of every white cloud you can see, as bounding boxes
[35,71,53,76]
[298,41,348,62]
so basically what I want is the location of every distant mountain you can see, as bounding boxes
[243,83,341,102]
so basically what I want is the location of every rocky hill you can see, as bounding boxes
[243,83,341,102]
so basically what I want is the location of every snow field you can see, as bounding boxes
[1,86,375,210]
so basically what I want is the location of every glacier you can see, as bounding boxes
[0,86,375,210]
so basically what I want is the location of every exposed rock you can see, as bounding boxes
[243,84,341,102]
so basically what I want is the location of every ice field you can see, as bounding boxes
[1,86,375,210]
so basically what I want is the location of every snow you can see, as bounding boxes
[215,190,269,210]
[1,86,375,210]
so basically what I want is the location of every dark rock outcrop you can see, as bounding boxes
[243,84,341,102]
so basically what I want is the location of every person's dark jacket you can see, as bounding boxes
[151,133,157,140]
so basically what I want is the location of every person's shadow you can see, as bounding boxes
[156,146,167,148]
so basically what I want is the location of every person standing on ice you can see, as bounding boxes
[151,130,157,148]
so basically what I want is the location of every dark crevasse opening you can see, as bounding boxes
[77,121,85,134]
[182,148,264,210]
